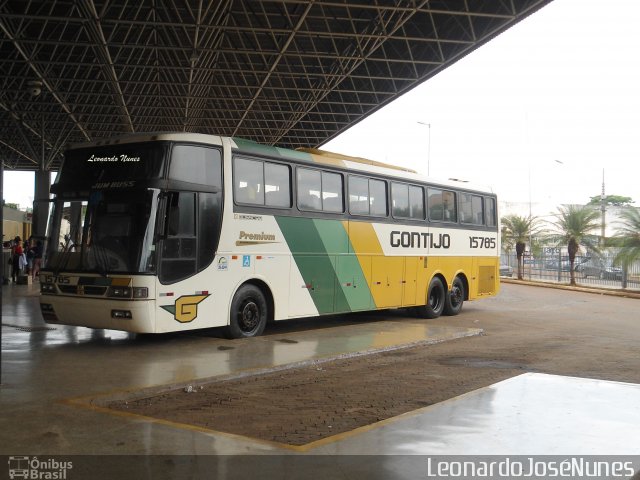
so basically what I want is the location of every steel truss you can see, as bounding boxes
[0,0,551,171]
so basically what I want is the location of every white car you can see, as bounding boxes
[499,264,514,277]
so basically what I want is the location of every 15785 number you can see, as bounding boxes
[469,236,496,249]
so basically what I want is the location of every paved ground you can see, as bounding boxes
[3,281,640,480]
[111,342,518,446]
[108,282,640,446]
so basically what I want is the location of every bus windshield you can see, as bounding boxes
[45,189,159,275]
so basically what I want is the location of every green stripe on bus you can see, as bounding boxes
[312,219,374,312]
[275,216,337,314]
[275,217,348,314]
[275,217,375,314]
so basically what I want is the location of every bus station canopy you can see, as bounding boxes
[0,0,550,171]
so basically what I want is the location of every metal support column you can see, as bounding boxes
[1,159,4,384]
[31,170,50,242]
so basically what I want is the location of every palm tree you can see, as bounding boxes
[612,208,640,286]
[549,205,600,286]
[501,225,514,256]
[501,214,538,280]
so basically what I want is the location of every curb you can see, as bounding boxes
[501,277,640,300]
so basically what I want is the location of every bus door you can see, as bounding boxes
[155,191,220,332]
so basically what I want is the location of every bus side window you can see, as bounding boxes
[264,162,291,208]
[234,158,264,205]
[369,179,387,216]
[429,188,456,222]
[392,183,423,219]
[170,145,222,187]
[460,193,484,225]
[297,168,322,211]
[348,176,369,215]
[320,171,344,213]
[349,175,386,217]
[443,191,456,222]
[485,197,497,227]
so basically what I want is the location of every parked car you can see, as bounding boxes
[544,257,571,271]
[545,256,589,272]
[499,264,514,277]
[580,259,623,280]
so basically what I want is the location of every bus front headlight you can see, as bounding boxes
[133,287,149,299]
[107,287,132,298]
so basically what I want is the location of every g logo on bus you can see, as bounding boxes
[161,294,210,323]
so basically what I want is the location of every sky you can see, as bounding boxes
[3,0,639,217]
[324,0,640,217]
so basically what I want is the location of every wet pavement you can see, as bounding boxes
[1,283,483,455]
[2,282,640,470]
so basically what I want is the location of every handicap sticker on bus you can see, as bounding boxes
[242,255,251,267]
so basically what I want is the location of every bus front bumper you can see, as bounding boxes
[40,295,156,333]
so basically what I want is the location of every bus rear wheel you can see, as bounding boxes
[443,276,465,316]
[226,285,268,339]
[415,277,445,319]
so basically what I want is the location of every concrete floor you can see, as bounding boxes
[2,283,640,478]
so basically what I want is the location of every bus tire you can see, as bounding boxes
[226,284,268,339]
[443,276,465,316]
[415,277,445,319]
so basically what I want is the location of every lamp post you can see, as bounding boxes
[417,121,431,176]
[528,159,564,279]
[600,168,606,247]
[529,159,564,215]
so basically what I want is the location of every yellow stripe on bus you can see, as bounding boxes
[343,221,411,309]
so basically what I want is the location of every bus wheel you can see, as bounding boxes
[226,285,268,339]
[415,277,445,319]
[443,276,465,316]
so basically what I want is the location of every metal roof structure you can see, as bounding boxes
[0,0,552,171]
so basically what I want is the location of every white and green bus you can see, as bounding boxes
[40,133,499,338]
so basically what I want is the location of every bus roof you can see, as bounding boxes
[229,137,492,193]
[65,132,493,194]
[66,132,224,149]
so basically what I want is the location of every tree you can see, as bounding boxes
[588,195,634,207]
[612,208,640,285]
[501,214,539,280]
[548,205,601,286]
[501,225,514,255]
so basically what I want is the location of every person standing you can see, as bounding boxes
[26,239,36,275]
[32,240,43,281]
[11,235,23,283]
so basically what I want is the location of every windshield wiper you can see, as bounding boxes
[53,228,81,276]
[89,244,111,277]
